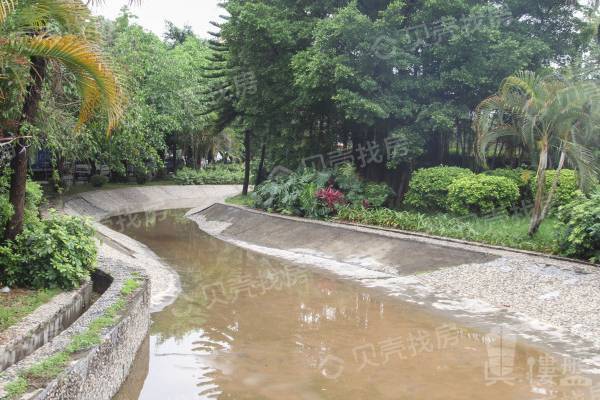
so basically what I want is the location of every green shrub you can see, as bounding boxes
[0,212,97,289]
[133,167,150,185]
[404,166,474,212]
[253,165,392,217]
[335,206,556,254]
[484,168,533,201]
[530,169,582,210]
[90,175,108,188]
[298,182,330,219]
[556,191,600,262]
[173,164,246,185]
[0,192,13,237]
[333,164,391,208]
[0,178,43,239]
[253,169,322,215]
[362,182,392,208]
[448,175,520,216]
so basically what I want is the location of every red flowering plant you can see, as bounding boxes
[316,186,346,211]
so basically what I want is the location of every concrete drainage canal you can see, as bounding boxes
[106,209,597,400]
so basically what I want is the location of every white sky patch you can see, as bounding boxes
[92,0,224,38]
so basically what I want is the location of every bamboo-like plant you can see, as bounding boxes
[1,0,125,240]
[474,71,600,236]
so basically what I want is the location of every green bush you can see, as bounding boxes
[484,168,533,201]
[448,175,520,216]
[0,178,43,239]
[362,182,392,208]
[252,165,393,218]
[556,191,600,262]
[332,164,391,208]
[0,212,97,289]
[0,193,13,237]
[90,175,108,188]
[530,169,582,210]
[173,164,246,185]
[404,166,474,212]
[253,169,324,215]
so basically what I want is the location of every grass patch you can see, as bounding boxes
[225,194,254,207]
[336,206,558,254]
[0,289,61,331]
[24,352,69,380]
[120,278,140,296]
[4,378,27,400]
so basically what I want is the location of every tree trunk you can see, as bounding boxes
[528,141,549,237]
[255,141,266,186]
[242,129,251,196]
[5,57,47,241]
[540,149,566,221]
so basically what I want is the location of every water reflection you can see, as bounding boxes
[110,210,582,400]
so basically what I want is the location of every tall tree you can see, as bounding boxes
[1,0,124,240]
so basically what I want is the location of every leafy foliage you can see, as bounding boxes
[448,175,520,216]
[0,212,97,289]
[0,174,43,239]
[530,169,583,210]
[253,165,392,217]
[335,206,556,254]
[404,166,474,212]
[556,190,600,262]
[316,187,345,210]
[484,168,533,201]
[173,164,246,185]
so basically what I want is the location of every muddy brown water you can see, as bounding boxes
[109,210,579,400]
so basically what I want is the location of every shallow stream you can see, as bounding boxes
[109,210,580,400]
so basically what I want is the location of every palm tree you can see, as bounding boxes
[474,71,600,236]
[1,0,125,240]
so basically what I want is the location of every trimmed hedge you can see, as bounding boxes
[448,175,520,216]
[404,166,474,212]
[484,168,533,201]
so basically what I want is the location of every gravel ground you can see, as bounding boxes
[418,257,600,350]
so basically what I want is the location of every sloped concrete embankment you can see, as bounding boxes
[190,203,600,373]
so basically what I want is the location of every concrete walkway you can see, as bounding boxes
[63,185,242,312]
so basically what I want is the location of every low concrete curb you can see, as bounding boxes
[0,282,93,372]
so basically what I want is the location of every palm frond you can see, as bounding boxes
[10,0,99,39]
[3,34,125,133]
[0,0,15,25]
